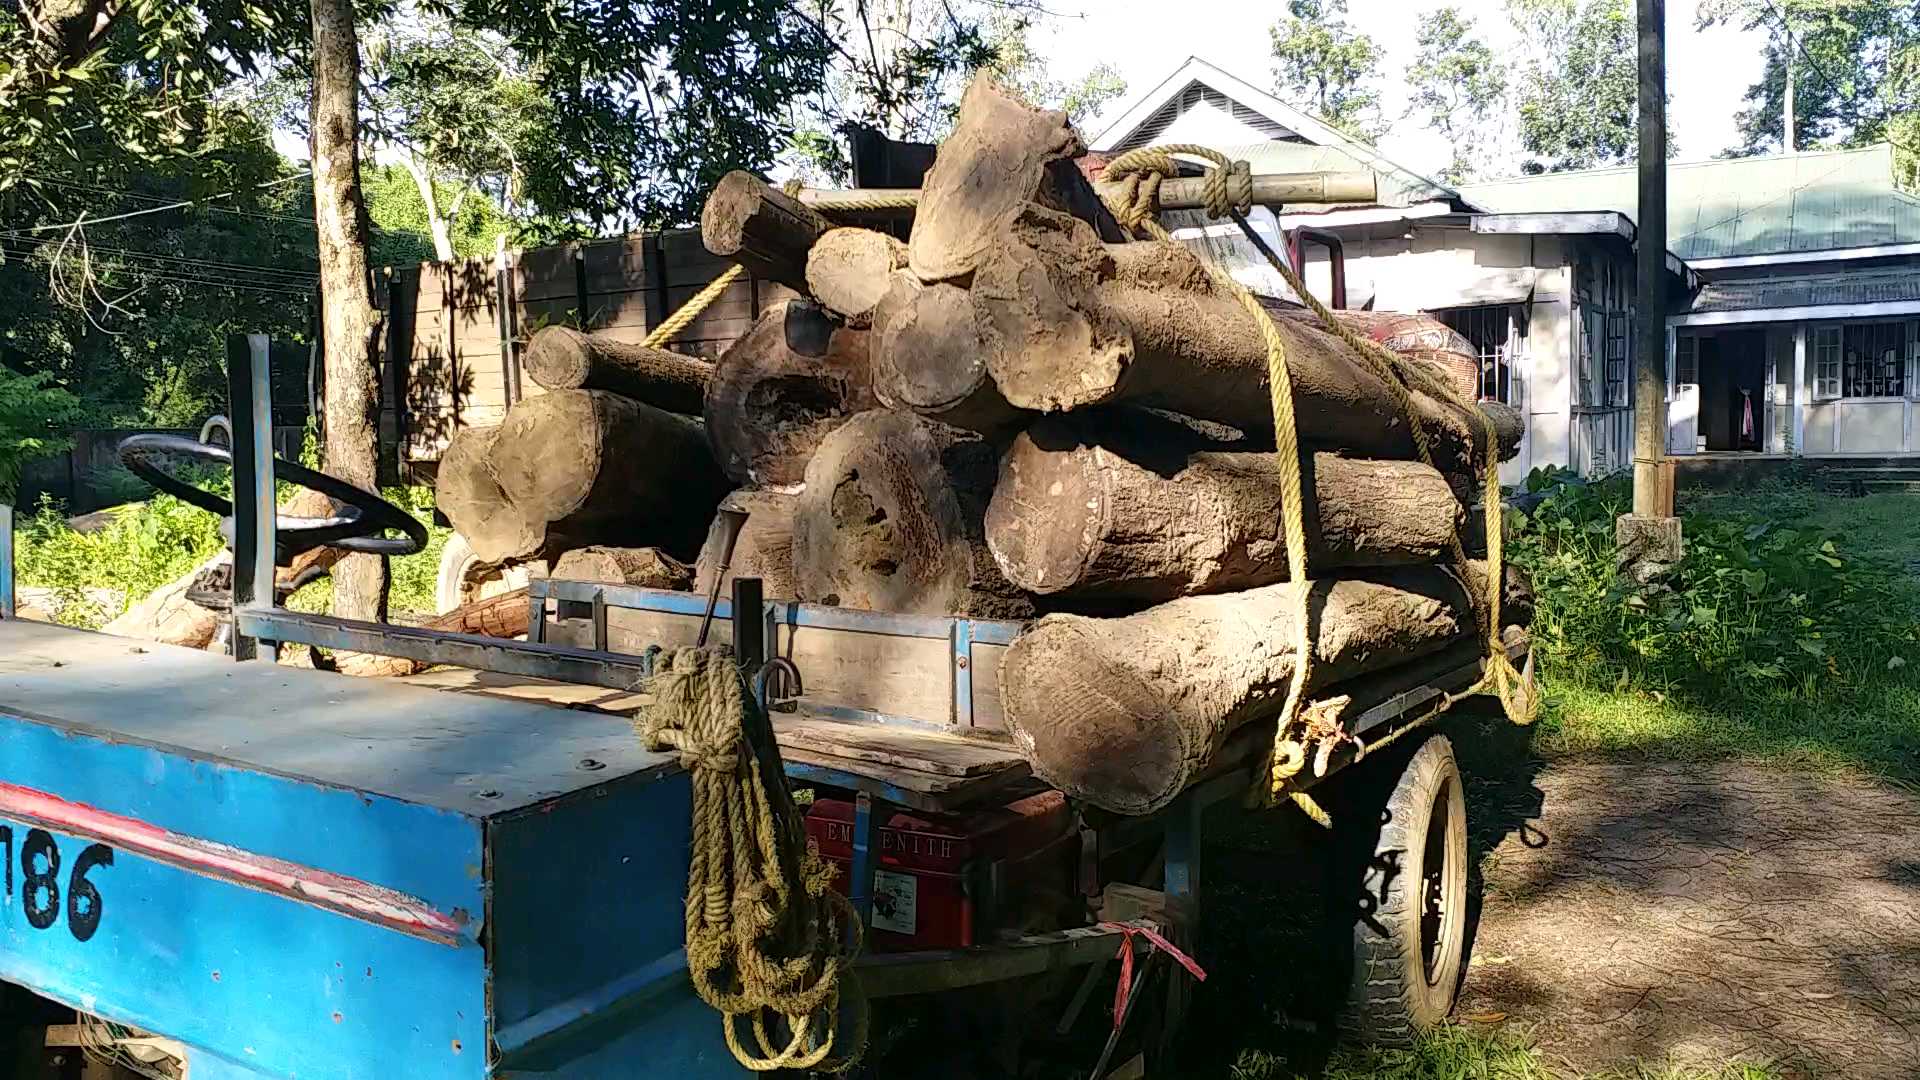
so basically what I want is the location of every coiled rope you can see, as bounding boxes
[639,648,867,1072]
[1099,144,1536,816]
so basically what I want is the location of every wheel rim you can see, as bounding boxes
[1418,774,1462,987]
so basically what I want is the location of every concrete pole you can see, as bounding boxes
[1632,0,1669,517]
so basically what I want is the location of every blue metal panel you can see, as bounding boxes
[1,502,14,620]
[0,713,489,1080]
[496,980,748,1078]
[951,619,975,726]
[487,771,694,1032]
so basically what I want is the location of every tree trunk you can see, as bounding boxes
[703,300,877,489]
[1001,566,1487,815]
[987,410,1463,602]
[907,75,1104,284]
[890,207,1522,472]
[488,389,728,561]
[805,227,907,325]
[523,326,713,415]
[310,0,387,622]
[701,170,831,291]
[551,546,694,589]
[791,410,1032,619]
[693,489,797,601]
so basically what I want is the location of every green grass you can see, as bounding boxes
[1228,1025,1785,1079]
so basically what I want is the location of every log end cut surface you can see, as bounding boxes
[436,424,545,564]
[1000,615,1187,812]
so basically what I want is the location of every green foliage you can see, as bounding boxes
[1270,0,1388,143]
[15,488,227,626]
[0,0,297,186]
[1702,0,1920,181]
[360,164,513,264]
[981,14,1128,127]
[19,480,450,627]
[0,367,80,500]
[1513,469,1916,701]
[1510,0,1653,172]
[1404,7,1506,183]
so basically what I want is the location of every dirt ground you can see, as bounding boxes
[1455,759,1920,1079]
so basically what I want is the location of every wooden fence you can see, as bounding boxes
[379,228,792,471]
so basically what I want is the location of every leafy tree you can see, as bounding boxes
[1270,0,1388,143]
[1702,0,1920,183]
[1404,7,1507,182]
[1510,0,1671,172]
[0,368,81,500]
[785,1,1118,184]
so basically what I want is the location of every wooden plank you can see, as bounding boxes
[779,745,1036,812]
[770,711,1019,777]
[397,667,650,714]
[970,641,1009,732]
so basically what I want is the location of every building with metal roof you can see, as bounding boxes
[1096,58,1920,465]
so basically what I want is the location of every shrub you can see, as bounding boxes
[0,369,82,502]
[1511,469,1916,701]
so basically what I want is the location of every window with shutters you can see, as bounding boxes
[1814,326,1842,400]
[1676,333,1698,385]
[1606,312,1629,406]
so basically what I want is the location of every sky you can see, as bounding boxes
[1035,0,1774,179]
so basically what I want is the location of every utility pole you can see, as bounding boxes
[1783,26,1796,154]
[1621,0,1683,574]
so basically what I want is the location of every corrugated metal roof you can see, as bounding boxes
[1457,146,1920,260]
[1689,266,1920,312]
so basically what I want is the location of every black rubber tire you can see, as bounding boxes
[1328,733,1469,1047]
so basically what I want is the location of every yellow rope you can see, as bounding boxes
[1097,144,1536,810]
[644,262,745,349]
[639,648,867,1072]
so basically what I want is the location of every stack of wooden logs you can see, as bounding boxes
[434,74,1532,816]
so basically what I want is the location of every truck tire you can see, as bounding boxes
[1328,732,1468,1047]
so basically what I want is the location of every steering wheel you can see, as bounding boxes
[118,434,428,564]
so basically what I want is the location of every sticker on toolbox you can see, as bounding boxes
[871,869,916,935]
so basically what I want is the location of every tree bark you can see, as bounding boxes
[310,0,387,623]
[551,546,694,590]
[1001,566,1488,815]
[703,300,877,489]
[101,551,231,650]
[791,410,1032,619]
[523,326,713,415]
[907,75,1097,284]
[701,170,831,291]
[805,227,907,325]
[987,410,1463,602]
[489,389,728,561]
[693,489,798,600]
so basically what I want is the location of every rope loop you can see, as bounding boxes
[639,647,868,1072]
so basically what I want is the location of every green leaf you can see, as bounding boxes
[1890,656,1908,671]
[1797,638,1826,657]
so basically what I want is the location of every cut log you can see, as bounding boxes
[435,424,545,565]
[869,272,1019,435]
[101,551,230,650]
[805,228,907,325]
[1001,566,1493,815]
[552,546,694,590]
[701,170,831,291]
[333,587,535,678]
[490,389,729,561]
[791,410,1032,619]
[954,209,1522,472]
[522,326,713,414]
[704,300,877,488]
[693,489,798,600]
[908,76,1089,284]
[987,411,1463,601]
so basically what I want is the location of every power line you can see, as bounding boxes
[11,173,313,234]
[0,235,319,284]
[0,241,316,299]
[17,175,319,228]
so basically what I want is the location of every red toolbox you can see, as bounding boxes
[805,791,1077,951]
